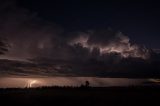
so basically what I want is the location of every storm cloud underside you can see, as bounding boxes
[0,2,150,60]
[0,1,159,78]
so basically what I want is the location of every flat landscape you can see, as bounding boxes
[0,86,160,106]
[0,1,160,106]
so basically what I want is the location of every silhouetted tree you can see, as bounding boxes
[85,81,90,87]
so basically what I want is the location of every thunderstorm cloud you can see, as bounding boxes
[0,1,159,78]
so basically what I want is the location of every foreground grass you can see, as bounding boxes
[0,86,160,106]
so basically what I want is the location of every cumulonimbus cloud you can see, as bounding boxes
[0,1,159,78]
[0,1,151,62]
[69,29,150,59]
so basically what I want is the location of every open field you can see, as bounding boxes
[0,86,160,106]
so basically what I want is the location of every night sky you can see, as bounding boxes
[0,0,160,78]
[16,0,160,49]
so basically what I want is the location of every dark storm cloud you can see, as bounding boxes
[0,1,159,78]
[0,1,62,59]
[0,1,151,61]
[69,29,150,59]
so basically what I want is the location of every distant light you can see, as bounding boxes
[28,80,38,88]
[149,79,160,83]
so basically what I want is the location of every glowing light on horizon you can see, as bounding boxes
[28,80,38,88]
[149,79,160,83]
